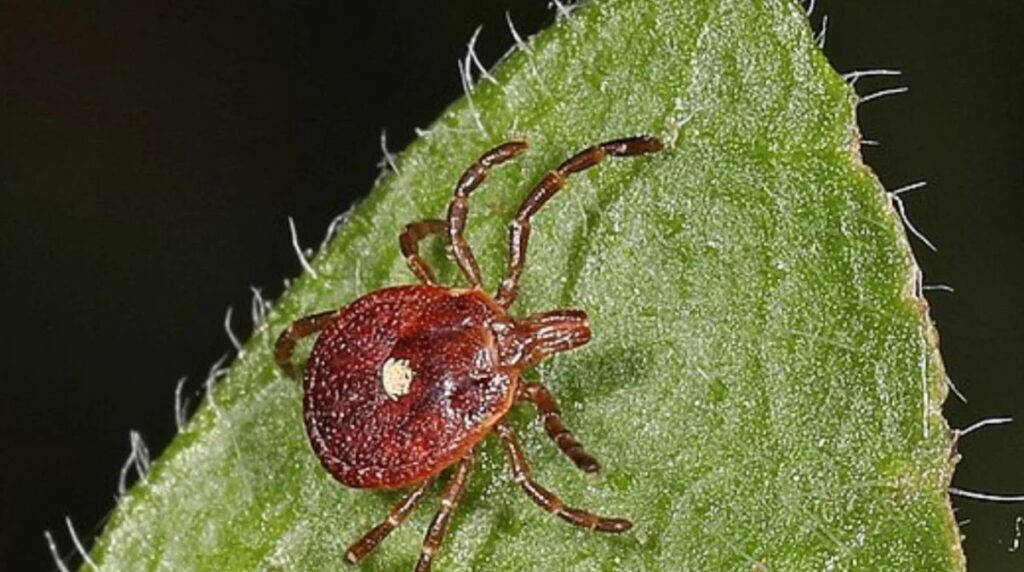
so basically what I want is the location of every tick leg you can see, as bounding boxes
[273,311,336,379]
[495,136,663,308]
[399,219,447,284]
[415,452,474,572]
[447,140,529,288]
[495,419,631,533]
[344,480,432,565]
[519,382,601,474]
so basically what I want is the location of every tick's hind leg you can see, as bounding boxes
[519,382,601,473]
[274,311,336,379]
[399,219,447,284]
[495,136,662,307]
[344,481,432,565]
[415,452,474,572]
[495,420,631,533]
[446,140,529,288]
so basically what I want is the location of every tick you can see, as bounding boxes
[275,135,663,570]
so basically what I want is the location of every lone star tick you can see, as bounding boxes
[275,135,663,570]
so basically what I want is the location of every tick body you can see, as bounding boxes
[275,135,662,570]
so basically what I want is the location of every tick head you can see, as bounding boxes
[498,309,591,369]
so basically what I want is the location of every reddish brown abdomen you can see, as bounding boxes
[303,285,514,489]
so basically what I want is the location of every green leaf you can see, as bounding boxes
[89,0,964,570]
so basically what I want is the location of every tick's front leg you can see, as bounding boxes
[518,382,601,473]
[495,419,630,533]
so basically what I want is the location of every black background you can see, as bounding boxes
[3,2,1022,570]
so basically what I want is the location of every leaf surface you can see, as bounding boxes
[90,1,963,570]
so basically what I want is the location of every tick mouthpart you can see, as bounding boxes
[537,310,591,351]
[504,309,591,369]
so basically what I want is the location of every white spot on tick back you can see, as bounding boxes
[381,358,414,400]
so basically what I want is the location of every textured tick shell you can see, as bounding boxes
[303,284,516,489]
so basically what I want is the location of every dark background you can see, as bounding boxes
[2,1,1022,570]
